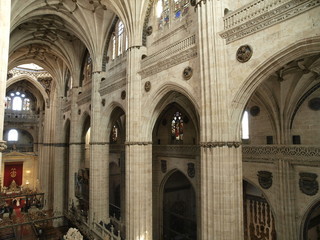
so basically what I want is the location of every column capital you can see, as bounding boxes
[200,141,241,148]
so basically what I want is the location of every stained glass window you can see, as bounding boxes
[12,96,22,111]
[23,98,30,110]
[171,112,183,141]
[112,125,118,142]
[8,129,18,141]
[173,0,189,19]
[111,20,127,60]
[157,0,170,30]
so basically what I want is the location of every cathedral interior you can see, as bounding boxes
[0,0,320,239]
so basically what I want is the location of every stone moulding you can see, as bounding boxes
[99,78,126,96]
[220,0,320,44]
[139,46,197,79]
[76,88,91,106]
[200,142,242,148]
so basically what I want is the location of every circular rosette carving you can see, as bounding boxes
[236,45,253,63]
[183,66,193,80]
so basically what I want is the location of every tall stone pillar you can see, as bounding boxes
[125,47,152,240]
[196,1,243,239]
[68,87,82,207]
[276,159,297,239]
[89,71,109,224]
[0,0,11,184]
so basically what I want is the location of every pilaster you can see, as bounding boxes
[196,1,244,239]
[89,71,109,224]
[125,46,153,240]
[276,159,298,239]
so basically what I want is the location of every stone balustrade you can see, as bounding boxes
[4,111,39,122]
[220,0,320,43]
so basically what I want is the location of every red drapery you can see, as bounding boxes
[4,162,23,187]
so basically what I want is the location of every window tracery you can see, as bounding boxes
[111,20,128,60]
[6,92,30,111]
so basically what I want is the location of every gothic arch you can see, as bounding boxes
[147,85,200,141]
[299,197,320,240]
[231,36,320,139]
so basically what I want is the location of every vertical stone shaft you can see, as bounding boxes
[125,47,152,240]
[277,160,297,239]
[197,1,243,239]
[89,71,109,224]
[68,87,82,205]
[0,0,11,183]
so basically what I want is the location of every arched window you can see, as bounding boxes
[157,0,190,30]
[6,92,30,111]
[242,111,249,140]
[111,20,128,60]
[171,112,183,141]
[12,96,22,110]
[8,129,18,141]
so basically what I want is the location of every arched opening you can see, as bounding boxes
[163,171,197,240]
[108,107,126,237]
[243,180,276,239]
[302,200,320,240]
[151,91,199,239]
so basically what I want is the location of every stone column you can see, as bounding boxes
[196,1,243,239]
[275,159,297,239]
[89,71,109,224]
[125,47,152,240]
[68,87,82,207]
[0,0,11,186]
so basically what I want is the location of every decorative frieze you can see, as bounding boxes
[89,142,109,145]
[200,142,241,148]
[77,88,91,106]
[7,68,52,81]
[99,78,126,96]
[153,145,200,157]
[220,0,320,43]
[125,141,152,145]
[139,46,197,79]
[243,145,320,157]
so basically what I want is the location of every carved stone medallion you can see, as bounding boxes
[78,109,81,115]
[257,171,272,189]
[144,81,151,92]
[121,90,126,100]
[187,163,195,178]
[101,98,106,106]
[183,66,193,80]
[161,160,167,173]
[299,172,319,196]
[236,45,253,63]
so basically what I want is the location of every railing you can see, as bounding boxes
[242,145,320,162]
[5,144,33,152]
[94,221,122,240]
[141,35,196,69]
[153,145,200,157]
[109,203,121,220]
[223,0,291,30]
[220,0,320,43]
[5,111,39,122]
